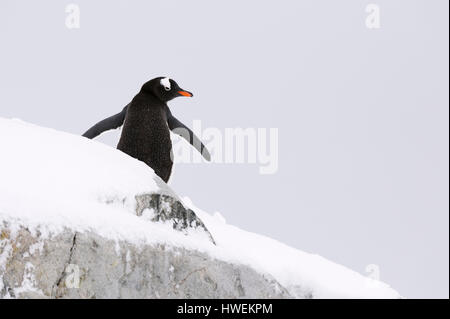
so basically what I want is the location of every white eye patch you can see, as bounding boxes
[160,77,171,91]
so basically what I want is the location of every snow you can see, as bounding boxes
[160,77,171,90]
[0,117,400,298]
[185,198,400,298]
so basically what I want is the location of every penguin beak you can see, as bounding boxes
[178,90,193,97]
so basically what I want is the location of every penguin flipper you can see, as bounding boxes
[166,108,211,161]
[82,104,129,139]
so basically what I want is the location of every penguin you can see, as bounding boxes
[82,77,210,182]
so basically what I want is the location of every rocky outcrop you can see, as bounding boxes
[135,193,215,245]
[0,221,290,299]
[0,143,288,298]
[0,118,401,299]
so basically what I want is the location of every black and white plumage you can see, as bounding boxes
[82,77,210,182]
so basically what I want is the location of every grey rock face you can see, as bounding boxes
[0,223,291,299]
[135,193,215,244]
[0,191,292,299]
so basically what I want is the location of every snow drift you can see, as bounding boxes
[0,117,400,298]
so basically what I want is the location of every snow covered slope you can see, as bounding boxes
[0,118,400,298]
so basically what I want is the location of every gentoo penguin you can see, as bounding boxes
[82,77,210,182]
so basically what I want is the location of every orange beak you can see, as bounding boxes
[178,90,193,97]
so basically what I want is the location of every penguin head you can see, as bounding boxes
[141,77,193,102]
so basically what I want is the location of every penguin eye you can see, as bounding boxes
[160,77,171,92]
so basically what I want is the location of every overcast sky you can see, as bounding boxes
[0,0,448,298]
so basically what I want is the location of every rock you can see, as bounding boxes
[135,193,215,245]
[0,118,401,299]
[0,222,291,299]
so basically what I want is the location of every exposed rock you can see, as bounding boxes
[135,193,215,245]
[0,118,401,299]
[0,222,291,299]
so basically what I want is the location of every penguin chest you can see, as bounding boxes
[118,109,173,169]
